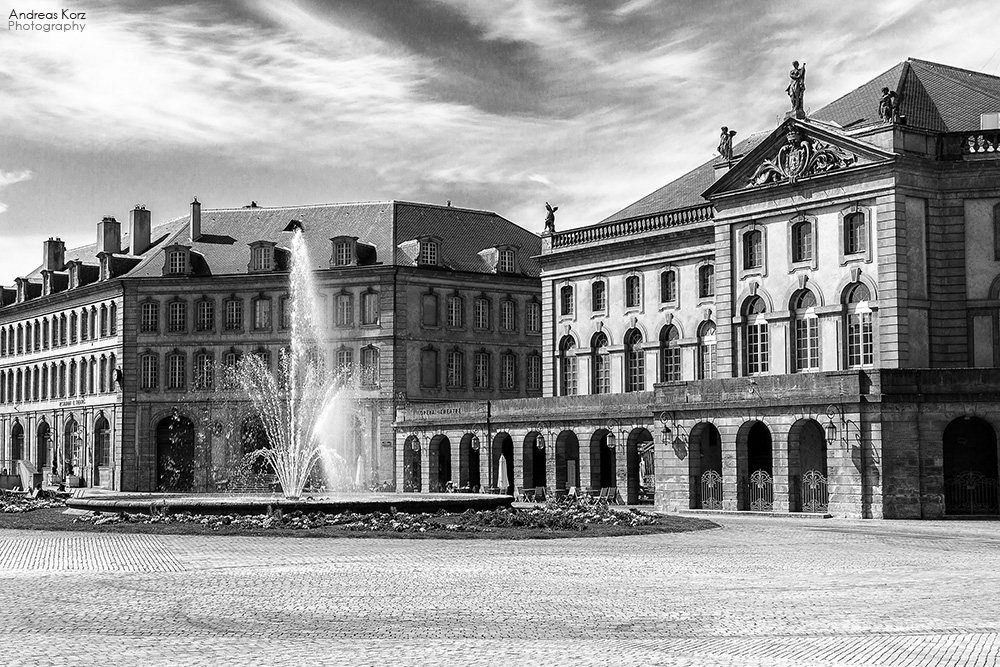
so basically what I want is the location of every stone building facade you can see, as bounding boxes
[396,58,1000,519]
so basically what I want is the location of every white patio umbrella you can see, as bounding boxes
[354,454,365,488]
[639,457,648,484]
[497,454,510,493]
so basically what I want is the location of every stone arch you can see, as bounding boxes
[522,431,546,489]
[555,430,580,491]
[402,435,421,493]
[786,284,826,311]
[429,434,452,493]
[834,274,879,304]
[589,428,617,490]
[688,422,723,509]
[787,418,828,512]
[735,287,775,315]
[491,432,515,494]
[10,421,24,463]
[627,427,654,505]
[459,433,482,491]
[736,420,773,511]
[240,414,273,477]
[155,413,196,492]
[943,416,999,515]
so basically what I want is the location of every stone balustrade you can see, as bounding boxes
[550,204,714,250]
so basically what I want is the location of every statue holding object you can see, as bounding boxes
[544,202,558,234]
[786,61,806,114]
[718,126,737,160]
[878,87,899,123]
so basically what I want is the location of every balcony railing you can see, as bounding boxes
[550,204,714,249]
[939,131,1000,160]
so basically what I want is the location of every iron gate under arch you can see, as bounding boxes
[801,469,829,512]
[748,469,773,511]
[700,470,723,509]
[945,471,999,515]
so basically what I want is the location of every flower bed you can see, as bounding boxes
[1,490,67,513]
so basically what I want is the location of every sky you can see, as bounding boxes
[1,0,999,284]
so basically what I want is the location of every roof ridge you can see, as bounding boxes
[393,200,499,216]
[203,200,395,213]
[907,58,1000,83]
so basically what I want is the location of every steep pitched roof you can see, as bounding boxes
[811,58,1000,132]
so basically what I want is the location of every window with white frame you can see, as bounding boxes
[224,299,243,330]
[560,285,574,317]
[253,298,271,330]
[167,250,187,274]
[743,229,763,269]
[527,354,541,391]
[501,353,516,390]
[196,300,214,331]
[845,283,874,368]
[699,265,715,298]
[140,302,158,333]
[698,321,717,380]
[168,301,186,333]
[474,297,490,329]
[660,270,677,303]
[194,352,214,389]
[845,212,867,255]
[660,325,681,382]
[793,290,819,372]
[497,248,515,273]
[333,241,353,266]
[335,293,353,327]
[792,221,813,263]
[744,297,769,376]
[167,352,185,390]
[559,336,576,396]
[250,245,272,272]
[336,348,353,372]
[624,329,644,392]
[447,295,463,328]
[446,350,464,387]
[280,297,292,329]
[500,299,516,331]
[474,351,490,389]
[592,281,606,312]
[625,275,641,309]
[526,302,541,333]
[360,346,379,387]
[361,292,379,325]
[592,332,610,394]
[418,239,438,266]
[140,354,158,390]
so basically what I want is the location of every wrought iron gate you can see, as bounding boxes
[748,469,773,511]
[700,470,723,509]
[945,471,1000,515]
[801,469,829,512]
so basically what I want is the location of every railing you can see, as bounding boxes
[551,204,714,249]
[801,469,829,512]
[939,131,1000,160]
[945,471,999,515]
[748,469,773,511]
[700,469,723,509]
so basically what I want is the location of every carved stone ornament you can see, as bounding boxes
[749,128,858,186]
[797,273,808,289]
[850,266,861,283]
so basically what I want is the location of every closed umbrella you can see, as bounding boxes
[639,457,648,484]
[497,454,510,493]
[354,454,365,488]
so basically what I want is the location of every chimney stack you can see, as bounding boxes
[190,197,201,241]
[129,205,151,255]
[97,216,122,254]
[43,237,65,271]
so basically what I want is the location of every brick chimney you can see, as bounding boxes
[42,237,65,271]
[129,205,151,255]
[190,197,201,241]
[97,216,121,254]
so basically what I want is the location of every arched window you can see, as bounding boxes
[743,229,763,269]
[699,265,715,298]
[845,212,867,255]
[360,346,379,387]
[592,332,610,394]
[560,285,574,317]
[109,303,118,335]
[660,325,681,382]
[744,296,769,376]
[793,290,819,372]
[591,280,606,312]
[94,416,111,467]
[845,283,874,368]
[11,422,24,461]
[660,270,677,303]
[792,220,813,263]
[446,349,464,387]
[625,276,641,308]
[559,336,577,396]
[624,329,644,392]
[698,320,717,379]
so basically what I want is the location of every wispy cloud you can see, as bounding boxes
[0,169,33,214]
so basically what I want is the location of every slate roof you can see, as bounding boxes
[599,58,1000,226]
[20,201,541,284]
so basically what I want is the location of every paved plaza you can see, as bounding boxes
[2,516,1000,666]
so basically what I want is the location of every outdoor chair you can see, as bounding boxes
[568,486,578,498]
[608,487,621,504]
[598,488,609,500]
[534,486,546,502]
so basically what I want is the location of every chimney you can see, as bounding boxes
[43,237,65,271]
[190,197,201,241]
[128,205,151,255]
[97,216,121,254]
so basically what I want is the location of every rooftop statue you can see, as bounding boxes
[878,87,900,123]
[786,61,806,114]
[718,126,737,160]
[544,202,558,234]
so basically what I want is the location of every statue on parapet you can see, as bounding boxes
[718,126,737,160]
[878,87,899,123]
[786,61,806,114]
[544,202,558,234]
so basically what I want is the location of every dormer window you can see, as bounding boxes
[419,239,439,266]
[330,236,358,267]
[164,245,190,275]
[248,241,276,273]
[497,249,516,273]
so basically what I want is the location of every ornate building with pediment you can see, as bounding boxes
[396,58,1000,519]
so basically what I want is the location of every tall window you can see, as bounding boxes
[94,417,111,467]
[447,295,463,328]
[168,250,186,274]
[501,353,517,390]
[744,297,769,376]
[279,297,292,329]
[168,301,187,333]
[625,276,641,308]
[418,240,438,266]
[592,281,606,312]
[592,332,610,394]
[845,283,874,368]
[140,302,158,333]
[421,292,438,327]
[420,347,438,387]
[100,306,108,337]
[333,241,352,266]
[474,351,490,389]
[336,348,353,371]
[560,285,574,317]
[250,246,272,272]
[497,249,515,273]
[360,347,379,387]
[793,290,819,372]
[792,221,813,263]
[167,353,186,390]
[109,304,117,335]
[335,294,353,327]
[624,329,644,392]
[699,265,715,298]
[447,350,464,387]
[559,336,577,396]
[526,302,541,333]
[253,298,271,330]
[845,212,867,255]
[500,299,516,332]
[743,229,763,269]
[194,352,214,390]
[660,270,677,303]
[196,300,214,331]
[474,297,490,329]
[527,354,541,391]
[361,292,379,325]
[698,321,717,380]
[140,354,158,390]
[224,299,243,331]
[660,325,681,382]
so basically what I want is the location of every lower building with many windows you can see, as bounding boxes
[396,58,1000,519]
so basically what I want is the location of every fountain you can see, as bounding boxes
[68,227,511,516]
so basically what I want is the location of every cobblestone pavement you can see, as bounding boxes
[2,516,1000,666]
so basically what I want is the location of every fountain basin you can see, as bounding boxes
[67,492,513,516]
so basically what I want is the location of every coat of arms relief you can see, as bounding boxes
[749,128,858,186]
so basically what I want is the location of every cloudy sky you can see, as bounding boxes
[1,0,998,283]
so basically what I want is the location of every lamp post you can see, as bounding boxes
[824,404,867,518]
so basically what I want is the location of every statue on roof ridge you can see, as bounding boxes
[786,61,806,114]
[878,87,900,123]
[718,126,737,160]
[544,202,558,234]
